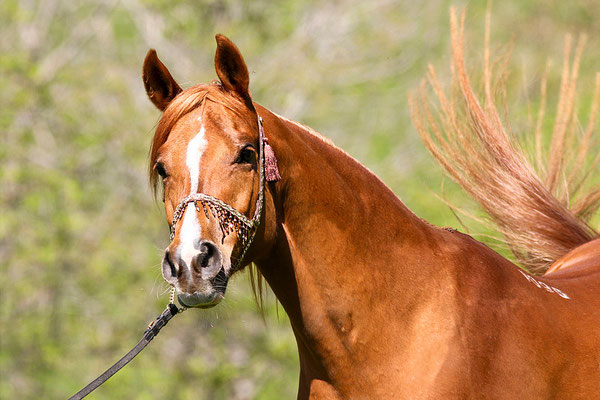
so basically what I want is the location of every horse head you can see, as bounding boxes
[143,35,277,308]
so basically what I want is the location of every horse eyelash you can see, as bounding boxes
[234,145,257,165]
[155,162,168,179]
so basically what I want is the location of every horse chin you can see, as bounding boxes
[177,289,224,308]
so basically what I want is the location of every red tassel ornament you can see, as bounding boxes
[263,138,281,182]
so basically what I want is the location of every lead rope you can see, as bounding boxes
[67,299,182,400]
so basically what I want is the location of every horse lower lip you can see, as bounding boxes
[177,291,222,308]
[176,268,228,308]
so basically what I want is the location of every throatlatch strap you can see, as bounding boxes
[68,304,180,400]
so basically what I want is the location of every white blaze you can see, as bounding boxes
[186,124,207,194]
[177,122,207,270]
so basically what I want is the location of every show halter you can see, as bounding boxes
[169,115,279,271]
[68,115,279,399]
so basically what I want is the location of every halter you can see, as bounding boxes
[169,115,275,271]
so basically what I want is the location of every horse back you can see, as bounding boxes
[544,238,600,276]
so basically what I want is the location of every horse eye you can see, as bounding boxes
[155,162,168,179]
[236,146,256,165]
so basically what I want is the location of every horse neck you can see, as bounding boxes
[254,105,447,348]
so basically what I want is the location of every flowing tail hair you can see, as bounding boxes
[410,7,599,274]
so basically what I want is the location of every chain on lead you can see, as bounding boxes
[169,286,175,304]
[169,286,187,313]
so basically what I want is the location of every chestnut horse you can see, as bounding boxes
[142,33,600,398]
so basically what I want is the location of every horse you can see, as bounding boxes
[141,24,599,400]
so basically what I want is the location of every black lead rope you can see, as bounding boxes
[68,303,181,400]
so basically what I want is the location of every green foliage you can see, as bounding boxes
[1,1,598,398]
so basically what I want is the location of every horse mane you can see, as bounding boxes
[410,8,599,274]
[272,112,336,147]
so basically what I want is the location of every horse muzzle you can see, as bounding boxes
[161,240,230,308]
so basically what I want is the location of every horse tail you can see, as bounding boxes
[410,7,599,274]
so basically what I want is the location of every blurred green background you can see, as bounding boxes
[1,0,598,399]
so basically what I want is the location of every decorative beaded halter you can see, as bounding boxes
[169,115,279,271]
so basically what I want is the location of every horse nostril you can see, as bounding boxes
[199,242,214,268]
[166,251,178,277]
[193,240,222,278]
[161,250,179,284]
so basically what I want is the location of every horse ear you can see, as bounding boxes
[142,49,182,111]
[214,34,251,102]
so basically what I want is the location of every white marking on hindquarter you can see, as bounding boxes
[177,121,207,270]
[518,270,571,299]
